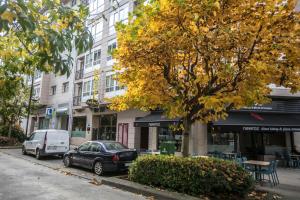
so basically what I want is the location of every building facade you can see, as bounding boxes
[23,0,300,159]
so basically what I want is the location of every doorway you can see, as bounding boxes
[140,127,149,150]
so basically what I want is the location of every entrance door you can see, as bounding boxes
[118,123,128,146]
[140,127,149,150]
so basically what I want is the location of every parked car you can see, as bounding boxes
[63,141,138,175]
[22,129,70,159]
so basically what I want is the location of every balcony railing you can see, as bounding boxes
[75,69,84,80]
[73,96,82,106]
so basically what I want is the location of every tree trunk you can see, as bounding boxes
[181,117,191,157]
[8,123,12,138]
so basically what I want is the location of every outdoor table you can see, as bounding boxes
[243,160,270,181]
[290,154,300,160]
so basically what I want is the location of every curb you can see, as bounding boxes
[0,146,22,149]
[99,176,201,200]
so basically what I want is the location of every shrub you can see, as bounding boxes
[0,136,17,146]
[129,155,254,198]
[0,125,26,143]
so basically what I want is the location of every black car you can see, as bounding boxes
[63,141,138,175]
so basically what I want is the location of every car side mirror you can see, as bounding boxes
[74,147,78,151]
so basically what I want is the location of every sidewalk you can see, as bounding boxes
[257,167,300,200]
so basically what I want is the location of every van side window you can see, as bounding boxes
[78,142,90,151]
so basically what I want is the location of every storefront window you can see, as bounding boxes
[94,114,117,140]
[158,127,182,152]
[207,132,235,153]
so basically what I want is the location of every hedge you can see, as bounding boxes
[129,155,254,198]
[0,125,26,143]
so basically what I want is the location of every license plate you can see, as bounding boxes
[125,163,132,167]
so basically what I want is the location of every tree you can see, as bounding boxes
[0,0,93,135]
[0,0,92,76]
[110,0,300,156]
[0,67,28,137]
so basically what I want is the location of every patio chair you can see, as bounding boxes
[273,160,280,185]
[255,160,277,187]
[283,152,298,168]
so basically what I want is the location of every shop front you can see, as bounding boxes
[209,101,300,161]
[134,111,182,153]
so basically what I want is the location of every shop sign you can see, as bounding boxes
[242,126,300,132]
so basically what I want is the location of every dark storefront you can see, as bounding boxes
[134,111,182,152]
[209,98,300,160]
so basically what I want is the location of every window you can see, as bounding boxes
[82,80,98,97]
[33,87,40,97]
[109,12,119,34]
[103,142,127,151]
[109,4,129,35]
[93,49,101,65]
[50,85,56,95]
[34,70,42,80]
[62,82,69,93]
[71,0,77,6]
[79,142,91,151]
[90,20,103,41]
[90,143,102,152]
[107,40,117,61]
[119,6,129,23]
[90,0,104,14]
[83,80,91,97]
[105,73,124,92]
[85,53,93,69]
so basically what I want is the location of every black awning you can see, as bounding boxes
[134,112,181,127]
[211,112,300,132]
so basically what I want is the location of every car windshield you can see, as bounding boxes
[103,142,127,151]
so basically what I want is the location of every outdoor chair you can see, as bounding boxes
[283,153,299,168]
[255,160,278,187]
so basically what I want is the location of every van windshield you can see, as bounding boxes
[103,142,127,151]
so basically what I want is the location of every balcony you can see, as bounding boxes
[73,96,82,106]
[75,69,84,80]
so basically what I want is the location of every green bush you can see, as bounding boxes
[0,125,26,143]
[129,155,254,198]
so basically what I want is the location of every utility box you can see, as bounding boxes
[159,141,176,155]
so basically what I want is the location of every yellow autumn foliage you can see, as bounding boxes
[109,0,300,128]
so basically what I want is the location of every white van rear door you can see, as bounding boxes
[45,130,69,153]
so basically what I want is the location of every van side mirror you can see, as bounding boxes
[74,147,78,151]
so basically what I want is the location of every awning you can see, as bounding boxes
[134,112,181,127]
[211,112,300,132]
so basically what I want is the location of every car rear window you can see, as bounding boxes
[103,142,127,151]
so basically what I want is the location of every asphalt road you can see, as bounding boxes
[0,149,146,200]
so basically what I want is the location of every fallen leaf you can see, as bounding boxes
[88,178,102,186]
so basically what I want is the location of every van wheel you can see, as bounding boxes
[22,146,27,155]
[94,161,103,176]
[63,156,71,167]
[35,149,41,160]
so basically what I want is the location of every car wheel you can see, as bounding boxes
[22,146,27,155]
[94,161,103,176]
[35,149,41,160]
[63,156,71,167]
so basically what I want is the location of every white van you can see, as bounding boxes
[22,129,70,159]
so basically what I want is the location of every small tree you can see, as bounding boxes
[110,0,300,156]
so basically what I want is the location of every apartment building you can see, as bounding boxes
[23,0,300,158]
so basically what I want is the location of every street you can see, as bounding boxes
[0,149,146,200]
